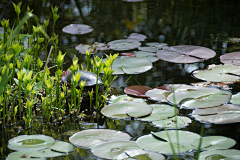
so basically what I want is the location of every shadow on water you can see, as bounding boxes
[1,0,240,159]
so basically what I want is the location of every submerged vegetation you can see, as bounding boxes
[1,0,240,160]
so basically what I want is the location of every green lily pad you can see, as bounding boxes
[138,104,176,121]
[101,101,153,119]
[8,135,55,151]
[92,141,140,159]
[109,94,145,104]
[146,88,170,102]
[191,104,240,124]
[191,136,236,151]
[167,87,232,109]
[198,149,240,160]
[133,51,159,62]
[138,47,159,52]
[230,93,240,104]
[156,45,216,63]
[62,24,94,34]
[6,151,46,160]
[69,129,131,149]
[109,56,152,74]
[152,116,192,129]
[193,64,240,82]
[108,39,141,51]
[146,42,169,49]
[117,149,166,160]
[28,148,66,158]
[136,130,200,154]
[50,141,74,153]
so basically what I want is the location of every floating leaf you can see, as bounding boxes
[152,116,192,129]
[230,93,240,104]
[124,85,152,97]
[191,104,240,124]
[109,94,145,104]
[75,42,109,54]
[8,135,55,151]
[193,64,240,82]
[62,24,94,34]
[156,45,216,63]
[108,39,141,51]
[138,104,176,121]
[133,51,159,62]
[107,56,152,74]
[146,88,170,102]
[50,141,74,153]
[6,151,45,160]
[101,101,153,119]
[136,130,200,154]
[198,149,240,160]
[69,129,131,149]
[120,52,136,57]
[92,141,140,159]
[191,136,236,151]
[127,33,147,41]
[167,87,232,109]
[146,42,169,49]
[220,52,240,66]
[27,148,66,158]
[191,82,232,90]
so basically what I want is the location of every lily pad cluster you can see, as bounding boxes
[6,135,74,160]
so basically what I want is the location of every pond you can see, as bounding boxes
[1,0,240,159]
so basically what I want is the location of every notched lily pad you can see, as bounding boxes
[50,141,74,153]
[108,39,141,51]
[62,24,94,34]
[193,64,240,82]
[124,85,152,97]
[69,129,131,149]
[101,101,153,119]
[191,104,240,124]
[152,116,192,129]
[198,149,240,160]
[156,45,216,63]
[220,52,240,66]
[167,87,232,109]
[6,151,46,160]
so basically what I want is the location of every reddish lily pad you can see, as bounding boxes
[220,52,240,65]
[62,24,94,35]
[156,45,216,63]
[120,52,136,57]
[124,85,152,97]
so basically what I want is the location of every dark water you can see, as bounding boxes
[1,0,240,159]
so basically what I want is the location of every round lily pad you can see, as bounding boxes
[136,130,200,154]
[62,24,94,34]
[8,135,55,151]
[101,101,153,119]
[220,52,240,66]
[156,45,216,63]
[193,64,240,82]
[69,129,131,149]
[191,104,240,124]
[152,116,192,129]
[92,141,140,159]
[108,39,141,51]
[117,149,166,160]
[127,33,147,41]
[124,85,152,97]
[191,136,236,151]
[198,149,240,160]
[138,104,176,121]
[231,93,240,104]
[109,94,145,104]
[133,51,159,62]
[50,141,74,153]
[167,87,232,109]
[146,88,170,102]
[27,148,66,158]
[6,151,46,160]
[109,56,152,74]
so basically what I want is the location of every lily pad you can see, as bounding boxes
[50,141,74,153]
[167,87,232,109]
[108,39,141,51]
[75,42,108,54]
[133,51,159,62]
[120,52,136,57]
[109,94,145,104]
[69,129,131,149]
[127,33,147,41]
[136,130,200,154]
[191,136,236,151]
[220,52,240,66]
[138,47,159,52]
[146,88,170,102]
[152,116,192,129]
[117,149,166,160]
[231,93,240,104]
[191,104,240,124]
[101,101,153,119]
[62,24,94,34]
[92,141,140,159]
[193,64,240,82]
[156,45,216,63]
[198,149,240,160]
[6,151,46,160]
[109,56,153,74]
[27,148,66,158]
[124,85,152,97]
[146,42,169,49]
[8,135,55,151]
[138,104,176,121]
